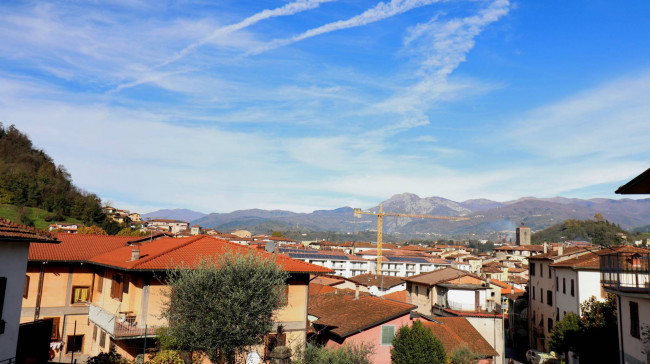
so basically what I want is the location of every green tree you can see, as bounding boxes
[162,252,289,363]
[391,321,446,364]
[77,225,108,235]
[549,313,580,356]
[575,294,619,363]
[449,345,481,364]
[271,231,285,237]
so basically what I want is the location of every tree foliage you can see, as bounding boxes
[391,321,446,364]
[86,349,129,364]
[161,252,289,363]
[449,345,482,364]
[549,295,618,363]
[0,123,110,227]
[531,217,628,246]
[549,313,580,354]
[77,225,108,235]
[294,342,374,364]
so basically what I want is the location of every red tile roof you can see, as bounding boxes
[403,267,478,286]
[421,317,498,357]
[549,252,601,269]
[90,235,332,273]
[29,233,147,261]
[0,218,58,243]
[309,286,416,338]
[382,290,410,303]
[347,273,405,289]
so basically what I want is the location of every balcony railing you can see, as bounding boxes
[88,304,165,339]
[600,252,650,293]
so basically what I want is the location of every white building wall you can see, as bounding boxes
[0,242,30,361]
[466,316,504,364]
[554,269,579,319]
[577,270,604,313]
[617,295,650,364]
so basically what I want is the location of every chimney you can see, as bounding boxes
[355,284,360,300]
[131,247,140,261]
[558,243,564,256]
[543,243,548,254]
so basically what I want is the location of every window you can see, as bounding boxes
[563,278,566,294]
[381,325,396,345]
[93,326,97,342]
[630,301,640,338]
[548,266,551,279]
[45,317,60,340]
[71,286,90,304]
[415,286,419,296]
[24,275,30,298]
[66,335,83,353]
[407,283,411,294]
[547,290,552,307]
[97,273,103,293]
[540,264,543,278]
[555,277,558,291]
[570,279,575,297]
[540,288,543,303]
[548,318,553,332]
[110,274,123,301]
[531,263,536,276]
[556,308,560,321]
[426,288,430,297]
[99,330,106,348]
[532,287,536,300]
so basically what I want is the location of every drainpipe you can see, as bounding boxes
[34,262,46,320]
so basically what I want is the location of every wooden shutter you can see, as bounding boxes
[24,275,30,298]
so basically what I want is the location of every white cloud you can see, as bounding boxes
[247,0,443,56]
[507,71,650,159]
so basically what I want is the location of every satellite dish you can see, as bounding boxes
[369,285,379,295]
[265,242,276,253]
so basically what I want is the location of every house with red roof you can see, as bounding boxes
[307,283,417,364]
[418,316,498,363]
[0,219,58,362]
[22,234,331,362]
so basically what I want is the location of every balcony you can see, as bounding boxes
[88,304,164,339]
[600,252,650,294]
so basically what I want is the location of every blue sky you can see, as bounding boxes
[1,0,649,213]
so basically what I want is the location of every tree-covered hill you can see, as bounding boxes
[531,214,630,246]
[0,123,118,231]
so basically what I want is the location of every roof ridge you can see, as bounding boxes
[1,217,56,240]
[131,235,207,269]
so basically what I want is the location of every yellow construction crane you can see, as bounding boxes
[353,204,470,275]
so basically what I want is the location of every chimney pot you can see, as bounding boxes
[131,247,140,261]
[355,284,360,300]
[558,243,564,256]
[543,243,548,254]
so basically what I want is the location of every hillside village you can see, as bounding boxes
[0,165,648,364]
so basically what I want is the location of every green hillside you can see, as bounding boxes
[531,215,629,246]
[0,123,122,233]
[0,204,82,230]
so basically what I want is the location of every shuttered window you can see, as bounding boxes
[381,325,395,346]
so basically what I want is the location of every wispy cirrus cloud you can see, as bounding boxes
[247,0,443,56]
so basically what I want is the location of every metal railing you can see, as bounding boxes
[0,358,16,364]
[88,304,165,339]
[600,252,650,293]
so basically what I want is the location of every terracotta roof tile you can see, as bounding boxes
[29,233,154,261]
[347,273,404,289]
[90,235,332,273]
[550,252,601,269]
[309,286,416,338]
[382,290,410,303]
[421,318,498,357]
[0,218,58,243]
[403,267,478,286]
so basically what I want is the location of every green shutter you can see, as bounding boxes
[381,325,395,345]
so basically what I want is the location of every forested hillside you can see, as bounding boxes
[531,214,630,246]
[0,123,116,231]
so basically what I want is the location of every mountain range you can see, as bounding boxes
[144,193,650,240]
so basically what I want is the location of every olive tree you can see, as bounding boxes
[161,251,289,363]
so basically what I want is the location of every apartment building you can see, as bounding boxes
[527,245,594,352]
[23,234,331,361]
[0,219,58,362]
[146,219,189,234]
